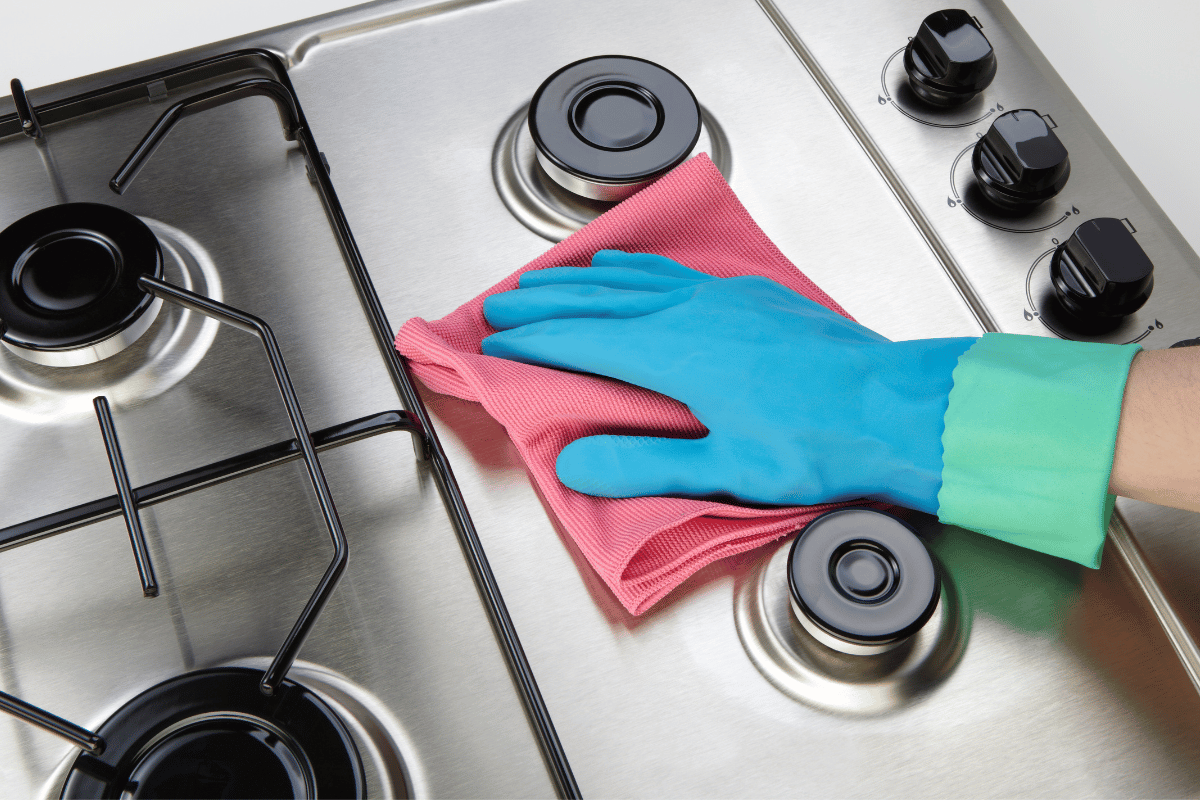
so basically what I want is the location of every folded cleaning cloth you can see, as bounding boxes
[395,154,883,615]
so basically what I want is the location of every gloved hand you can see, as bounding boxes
[482,250,975,514]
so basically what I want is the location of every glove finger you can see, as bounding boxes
[591,250,717,282]
[484,283,685,330]
[519,266,704,293]
[482,315,676,391]
[556,435,730,499]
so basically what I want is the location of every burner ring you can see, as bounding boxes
[0,203,163,366]
[529,55,700,200]
[60,668,364,799]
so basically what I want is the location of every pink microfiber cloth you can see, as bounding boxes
[396,154,874,615]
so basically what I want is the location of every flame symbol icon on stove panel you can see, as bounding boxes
[1024,309,1034,321]
[947,196,957,207]
[879,95,888,105]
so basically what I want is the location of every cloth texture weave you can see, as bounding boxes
[395,154,880,615]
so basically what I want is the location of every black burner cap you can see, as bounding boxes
[0,203,162,353]
[61,668,364,800]
[788,508,940,645]
[529,55,700,184]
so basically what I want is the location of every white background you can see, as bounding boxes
[3,0,1199,255]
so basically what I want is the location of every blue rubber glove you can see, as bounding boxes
[482,251,975,514]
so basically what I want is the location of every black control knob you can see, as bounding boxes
[904,10,997,107]
[972,109,1070,211]
[1051,218,1154,327]
[788,508,940,656]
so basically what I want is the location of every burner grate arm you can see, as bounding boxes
[8,79,42,139]
[93,396,159,598]
[108,77,300,195]
[136,274,348,697]
[0,689,104,755]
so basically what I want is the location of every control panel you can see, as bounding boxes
[765,0,1200,350]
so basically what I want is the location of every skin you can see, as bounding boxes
[1109,348,1200,511]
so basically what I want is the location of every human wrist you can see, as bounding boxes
[1109,348,1200,512]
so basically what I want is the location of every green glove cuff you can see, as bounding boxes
[937,332,1140,568]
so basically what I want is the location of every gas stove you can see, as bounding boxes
[2,1,1200,797]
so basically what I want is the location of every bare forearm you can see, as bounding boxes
[1109,348,1200,511]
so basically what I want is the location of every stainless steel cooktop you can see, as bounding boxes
[2,1,1200,796]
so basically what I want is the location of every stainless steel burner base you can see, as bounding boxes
[492,104,731,242]
[0,218,221,423]
[735,536,967,715]
[3,296,163,369]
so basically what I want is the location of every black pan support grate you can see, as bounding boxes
[0,52,580,798]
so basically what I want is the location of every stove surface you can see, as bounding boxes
[3,1,1200,797]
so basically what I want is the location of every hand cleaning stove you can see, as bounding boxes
[2,2,1200,797]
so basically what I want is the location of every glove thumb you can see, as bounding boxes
[556,435,722,499]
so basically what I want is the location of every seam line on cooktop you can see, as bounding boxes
[1108,510,1200,695]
